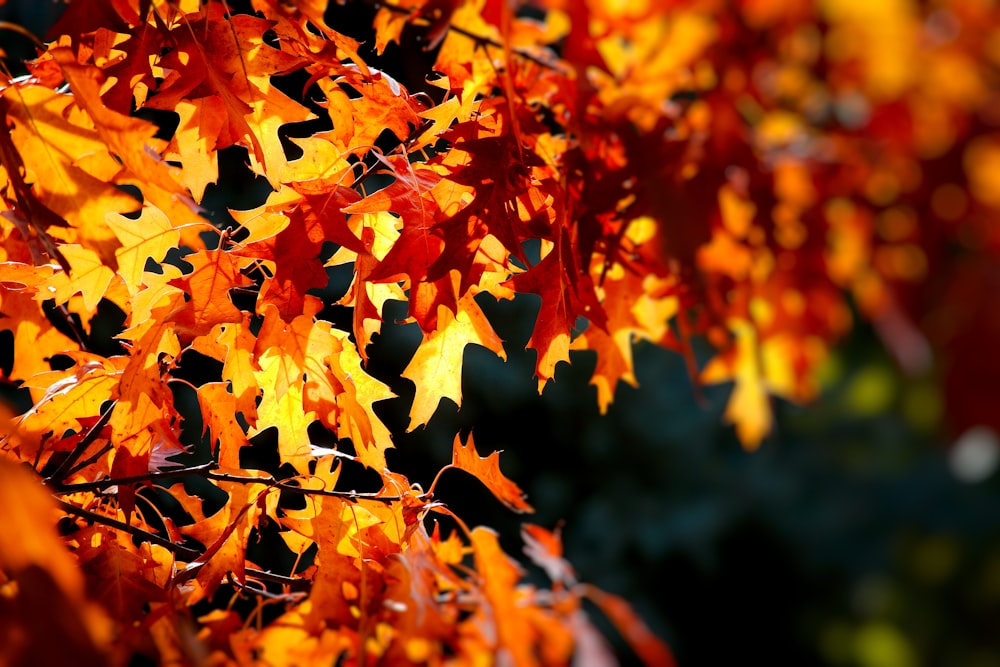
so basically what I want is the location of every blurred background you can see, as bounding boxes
[4,1,1000,665]
[371,293,1000,667]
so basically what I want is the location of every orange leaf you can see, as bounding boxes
[0,263,80,382]
[449,433,533,513]
[582,585,678,667]
[50,47,200,227]
[167,250,253,336]
[0,460,111,665]
[41,244,116,312]
[470,527,536,665]
[521,524,575,585]
[197,382,252,468]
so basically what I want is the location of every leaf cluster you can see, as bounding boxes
[0,0,998,664]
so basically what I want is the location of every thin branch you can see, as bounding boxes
[61,441,112,481]
[46,400,116,485]
[205,470,411,503]
[51,461,217,494]
[227,573,307,601]
[49,302,91,352]
[57,498,202,561]
[54,459,416,504]
[426,463,453,498]
[245,567,312,593]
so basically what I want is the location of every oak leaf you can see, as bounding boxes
[447,433,532,513]
[403,293,506,430]
[469,527,537,666]
[145,6,309,175]
[197,382,253,469]
[508,233,605,389]
[0,263,79,381]
[167,249,254,336]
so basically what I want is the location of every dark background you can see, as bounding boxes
[3,1,1000,665]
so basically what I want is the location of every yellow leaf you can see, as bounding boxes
[41,245,116,312]
[701,319,772,450]
[106,207,181,295]
[403,295,505,430]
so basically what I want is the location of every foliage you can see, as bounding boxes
[0,0,998,664]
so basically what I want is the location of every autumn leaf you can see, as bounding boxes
[106,207,183,296]
[0,460,111,666]
[16,356,119,463]
[508,232,605,388]
[347,156,446,292]
[315,71,423,158]
[167,249,254,336]
[403,292,506,429]
[582,585,678,667]
[197,382,252,468]
[438,432,533,514]
[9,0,995,662]
[180,477,273,602]
[74,527,170,624]
[41,244,116,312]
[521,524,576,586]
[189,319,261,420]
[250,304,394,471]
[0,263,79,381]
[469,527,536,665]
[2,84,140,264]
[50,47,201,227]
[327,212,407,361]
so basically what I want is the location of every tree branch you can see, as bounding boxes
[46,400,116,486]
[53,459,416,504]
[245,567,312,593]
[227,572,308,601]
[56,498,202,561]
[205,470,412,503]
[61,441,113,481]
[51,461,217,494]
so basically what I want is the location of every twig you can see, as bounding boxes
[48,302,91,352]
[227,572,307,601]
[205,470,411,503]
[46,400,116,486]
[51,461,217,494]
[53,459,414,504]
[244,567,312,593]
[0,21,45,51]
[56,498,202,561]
[60,441,113,481]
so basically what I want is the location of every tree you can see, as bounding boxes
[0,0,997,664]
